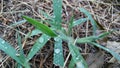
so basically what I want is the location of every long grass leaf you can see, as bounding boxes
[76,36,97,43]
[68,43,88,68]
[68,16,74,36]
[22,16,57,37]
[53,0,62,29]
[68,58,75,68]
[72,18,87,27]
[39,10,56,26]
[27,34,50,61]
[28,29,42,37]
[79,8,97,35]
[76,31,111,44]
[0,38,24,65]
[17,33,30,68]
[17,33,26,63]
[10,20,26,27]
[39,9,53,20]
[97,31,112,39]
[53,37,64,67]
[90,42,120,61]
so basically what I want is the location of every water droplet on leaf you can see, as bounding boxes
[4,47,7,49]
[76,56,80,60]
[39,38,44,43]
[55,49,60,54]
[1,41,5,44]
[76,57,79,60]
[54,37,59,41]
[53,16,56,18]
[16,53,20,56]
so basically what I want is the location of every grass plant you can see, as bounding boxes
[0,0,120,68]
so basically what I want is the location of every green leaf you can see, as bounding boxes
[68,58,75,68]
[76,32,111,44]
[39,10,56,26]
[68,16,74,36]
[27,34,50,61]
[0,38,24,65]
[17,33,26,63]
[53,0,62,29]
[72,18,87,27]
[68,43,88,68]
[28,29,42,37]
[90,42,120,61]
[22,16,57,37]
[97,31,112,39]
[39,9,53,20]
[53,37,64,67]
[76,36,97,43]
[79,8,97,35]
[10,20,26,27]
[16,63,23,68]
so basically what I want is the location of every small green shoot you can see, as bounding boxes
[0,38,24,65]
[27,34,50,61]
[22,16,57,37]
[68,43,88,68]
[53,0,62,29]
[54,37,64,67]
[79,8,97,35]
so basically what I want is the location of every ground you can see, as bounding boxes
[0,0,120,68]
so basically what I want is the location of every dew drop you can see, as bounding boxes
[61,10,62,13]
[54,37,59,41]
[55,49,60,54]
[4,47,8,49]
[16,53,20,56]
[1,41,5,44]
[53,16,55,18]
[47,38,50,40]
[39,38,44,43]
[31,49,33,52]
[76,56,80,60]
[76,57,79,60]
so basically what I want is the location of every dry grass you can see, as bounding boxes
[0,0,120,68]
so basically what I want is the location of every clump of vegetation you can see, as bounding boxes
[0,0,120,68]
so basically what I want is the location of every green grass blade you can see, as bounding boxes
[79,8,97,35]
[68,43,88,68]
[39,10,56,26]
[28,29,42,37]
[90,42,120,61]
[22,16,57,37]
[39,9,53,20]
[97,31,112,39]
[53,0,62,29]
[53,37,64,67]
[16,63,23,68]
[68,58,75,68]
[17,33,30,68]
[0,38,24,65]
[27,34,50,61]
[10,20,26,27]
[72,18,87,27]
[68,16,74,36]
[76,36,97,43]
[17,33,26,63]
[76,31,111,44]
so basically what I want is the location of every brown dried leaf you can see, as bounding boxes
[86,52,104,68]
[106,41,120,63]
